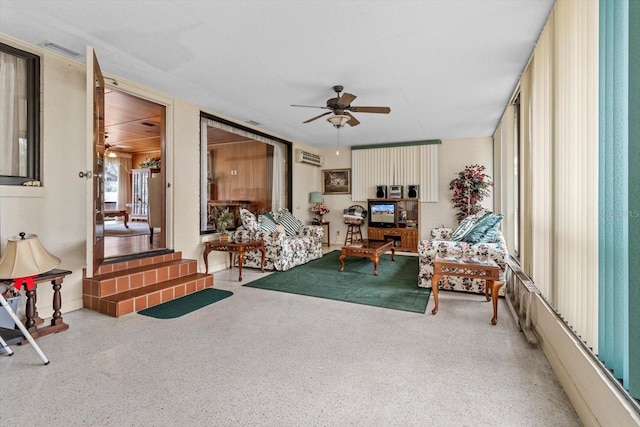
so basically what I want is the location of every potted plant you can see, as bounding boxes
[208,206,234,240]
[449,164,494,222]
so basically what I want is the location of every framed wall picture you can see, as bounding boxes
[322,168,351,195]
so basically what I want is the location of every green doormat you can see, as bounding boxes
[244,250,430,313]
[138,288,233,319]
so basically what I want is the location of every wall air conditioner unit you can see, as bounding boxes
[295,149,324,167]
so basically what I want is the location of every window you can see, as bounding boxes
[512,93,520,258]
[0,42,40,185]
[104,160,119,209]
[200,113,291,234]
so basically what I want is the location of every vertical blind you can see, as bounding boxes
[495,0,599,350]
[351,141,440,202]
[598,0,640,398]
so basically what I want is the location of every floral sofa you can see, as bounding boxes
[418,215,508,295]
[230,208,324,271]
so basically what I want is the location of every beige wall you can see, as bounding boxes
[0,35,88,314]
[315,137,495,244]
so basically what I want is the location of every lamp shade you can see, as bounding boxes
[309,191,323,203]
[0,233,61,279]
[327,114,350,129]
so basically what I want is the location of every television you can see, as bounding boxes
[368,200,398,228]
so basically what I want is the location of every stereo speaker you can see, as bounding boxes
[375,185,387,198]
[407,185,419,198]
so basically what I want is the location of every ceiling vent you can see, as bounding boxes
[39,40,80,57]
[295,149,323,167]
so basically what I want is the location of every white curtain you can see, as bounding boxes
[105,154,132,210]
[117,154,132,210]
[351,143,439,202]
[271,143,285,210]
[0,52,27,176]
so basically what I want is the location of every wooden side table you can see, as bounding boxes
[203,239,265,281]
[311,221,330,246]
[431,255,503,325]
[0,268,72,345]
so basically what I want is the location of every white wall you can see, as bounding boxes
[317,136,495,243]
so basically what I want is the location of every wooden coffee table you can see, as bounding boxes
[104,209,129,228]
[339,240,395,276]
[431,254,503,325]
[203,238,265,281]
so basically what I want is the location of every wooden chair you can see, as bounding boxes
[343,205,367,245]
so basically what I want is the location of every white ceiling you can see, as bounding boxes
[0,0,554,149]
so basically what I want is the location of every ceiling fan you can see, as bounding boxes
[105,142,122,157]
[291,85,391,127]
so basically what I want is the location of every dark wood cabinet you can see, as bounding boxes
[367,198,420,252]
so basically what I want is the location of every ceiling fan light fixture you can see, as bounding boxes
[327,114,350,129]
[107,151,117,158]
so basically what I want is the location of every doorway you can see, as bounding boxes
[103,88,166,259]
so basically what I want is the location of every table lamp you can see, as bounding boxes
[309,191,323,204]
[0,232,61,291]
[309,191,324,222]
[0,232,58,364]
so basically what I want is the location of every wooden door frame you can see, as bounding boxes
[103,80,173,255]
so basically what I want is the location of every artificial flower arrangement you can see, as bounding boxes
[311,203,330,216]
[449,164,494,222]
[139,157,161,169]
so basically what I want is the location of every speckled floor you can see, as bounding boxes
[1,252,582,426]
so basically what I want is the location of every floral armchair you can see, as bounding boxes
[231,209,324,271]
[418,227,508,295]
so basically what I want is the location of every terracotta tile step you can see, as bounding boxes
[84,258,200,298]
[86,273,214,317]
[92,258,196,281]
[95,251,182,275]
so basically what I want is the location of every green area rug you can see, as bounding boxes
[138,288,233,319]
[244,250,430,313]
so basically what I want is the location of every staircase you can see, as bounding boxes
[82,251,213,317]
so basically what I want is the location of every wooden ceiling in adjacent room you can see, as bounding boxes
[104,89,162,154]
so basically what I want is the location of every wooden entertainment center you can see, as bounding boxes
[367,198,420,253]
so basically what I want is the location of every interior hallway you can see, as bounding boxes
[1,250,581,426]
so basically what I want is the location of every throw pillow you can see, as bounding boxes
[450,216,477,241]
[276,209,303,236]
[258,214,277,232]
[450,211,491,241]
[239,208,259,233]
[463,213,504,244]
[262,212,277,224]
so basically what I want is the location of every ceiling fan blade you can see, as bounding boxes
[303,111,332,123]
[291,104,331,109]
[336,92,357,107]
[344,112,360,127]
[348,106,391,114]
